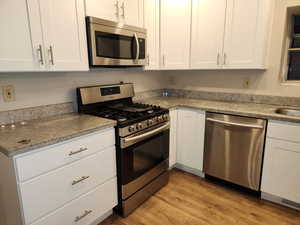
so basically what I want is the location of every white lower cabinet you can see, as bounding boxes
[12,129,117,225]
[261,121,300,208]
[31,178,117,225]
[169,108,178,168]
[175,108,205,175]
[20,147,116,224]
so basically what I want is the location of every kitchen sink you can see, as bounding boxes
[275,108,300,117]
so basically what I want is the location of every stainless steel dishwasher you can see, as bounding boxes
[203,112,267,191]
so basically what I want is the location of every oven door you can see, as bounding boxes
[120,123,170,199]
[87,21,146,66]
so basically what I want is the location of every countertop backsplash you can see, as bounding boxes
[1,88,300,125]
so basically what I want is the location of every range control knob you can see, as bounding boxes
[136,123,143,130]
[147,119,153,126]
[128,125,135,132]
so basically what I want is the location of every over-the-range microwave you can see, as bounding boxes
[86,17,147,67]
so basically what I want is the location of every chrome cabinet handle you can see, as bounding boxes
[48,46,54,65]
[134,33,140,61]
[74,210,93,222]
[121,1,125,18]
[37,45,44,65]
[217,53,220,65]
[124,123,170,143]
[115,0,120,17]
[206,118,264,129]
[162,55,166,67]
[69,147,88,156]
[224,53,227,65]
[72,176,90,186]
[147,55,150,66]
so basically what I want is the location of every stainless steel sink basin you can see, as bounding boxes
[275,108,300,117]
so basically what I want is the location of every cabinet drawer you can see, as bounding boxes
[31,177,117,225]
[267,120,300,143]
[15,128,115,182]
[20,147,116,225]
[262,138,300,203]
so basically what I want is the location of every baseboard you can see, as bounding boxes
[90,209,113,225]
[261,192,300,211]
[174,163,205,178]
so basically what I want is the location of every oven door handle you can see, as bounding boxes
[134,33,140,61]
[124,123,170,144]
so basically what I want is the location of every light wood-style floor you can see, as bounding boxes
[101,169,300,225]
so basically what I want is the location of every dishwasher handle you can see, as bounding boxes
[206,118,264,129]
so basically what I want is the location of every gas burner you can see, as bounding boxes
[147,110,154,114]
[117,117,127,122]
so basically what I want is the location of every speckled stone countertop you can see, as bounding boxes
[140,97,300,123]
[0,113,116,157]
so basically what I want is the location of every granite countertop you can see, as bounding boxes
[140,97,300,123]
[0,113,116,157]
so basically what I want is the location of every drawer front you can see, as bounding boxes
[262,138,300,202]
[16,128,115,182]
[267,120,300,143]
[31,178,118,225]
[20,147,116,225]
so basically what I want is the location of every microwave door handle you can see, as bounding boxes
[134,33,140,61]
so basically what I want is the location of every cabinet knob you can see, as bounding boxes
[121,2,125,18]
[37,45,44,65]
[48,46,55,65]
[115,1,120,17]
[224,53,227,65]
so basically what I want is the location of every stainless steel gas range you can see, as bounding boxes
[77,83,169,217]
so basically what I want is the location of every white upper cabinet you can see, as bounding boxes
[189,0,273,70]
[0,0,44,72]
[144,0,160,70]
[39,0,88,71]
[1,0,88,72]
[85,0,144,27]
[223,0,273,69]
[190,0,226,69]
[120,0,144,27]
[176,108,205,172]
[160,0,192,69]
[85,0,120,22]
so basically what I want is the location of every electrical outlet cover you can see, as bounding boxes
[2,85,16,102]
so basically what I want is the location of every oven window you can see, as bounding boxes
[122,130,169,185]
[95,31,136,59]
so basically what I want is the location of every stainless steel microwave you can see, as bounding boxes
[86,17,147,67]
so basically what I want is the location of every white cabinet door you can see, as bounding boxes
[120,0,144,27]
[176,108,205,172]
[223,0,272,69]
[169,109,178,168]
[85,0,120,22]
[190,0,226,69]
[40,0,88,71]
[144,0,160,70]
[0,0,44,72]
[262,138,300,203]
[160,0,192,69]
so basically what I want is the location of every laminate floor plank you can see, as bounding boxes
[100,169,300,225]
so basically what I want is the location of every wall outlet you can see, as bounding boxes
[2,85,16,102]
[243,79,251,89]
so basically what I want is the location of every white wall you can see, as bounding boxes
[0,69,167,111]
[165,0,300,98]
